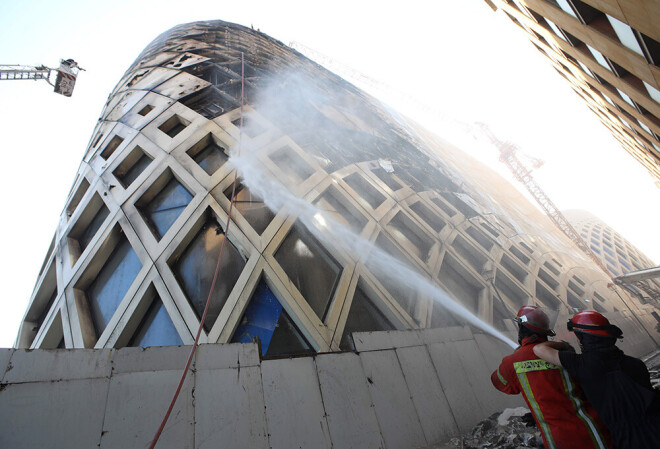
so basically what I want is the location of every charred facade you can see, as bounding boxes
[18,20,659,356]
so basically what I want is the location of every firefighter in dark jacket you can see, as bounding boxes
[533,310,660,449]
[491,306,611,449]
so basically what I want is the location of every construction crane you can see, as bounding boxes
[0,59,84,97]
[476,123,614,277]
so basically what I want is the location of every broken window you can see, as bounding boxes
[136,171,193,240]
[409,201,446,232]
[313,186,367,234]
[387,211,435,262]
[274,222,342,321]
[86,237,142,336]
[224,181,274,235]
[158,114,189,138]
[181,86,237,119]
[173,217,246,332]
[128,295,183,348]
[113,146,153,188]
[187,134,228,176]
[343,172,385,210]
[231,279,314,356]
[339,284,395,350]
[100,135,124,160]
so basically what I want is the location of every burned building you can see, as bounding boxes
[4,20,659,448]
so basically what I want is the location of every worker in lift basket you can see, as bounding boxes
[491,305,611,449]
[533,311,660,449]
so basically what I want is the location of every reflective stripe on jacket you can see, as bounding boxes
[490,336,611,449]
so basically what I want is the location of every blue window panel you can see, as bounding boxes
[232,280,313,356]
[274,222,342,321]
[129,298,183,347]
[87,237,142,336]
[141,178,193,240]
[174,219,246,332]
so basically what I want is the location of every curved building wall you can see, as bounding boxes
[17,20,659,355]
[565,209,660,304]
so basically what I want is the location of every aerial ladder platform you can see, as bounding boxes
[0,59,83,96]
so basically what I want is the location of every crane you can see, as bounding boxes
[0,59,84,97]
[476,123,613,277]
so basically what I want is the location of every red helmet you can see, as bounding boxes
[567,311,622,338]
[516,305,555,336]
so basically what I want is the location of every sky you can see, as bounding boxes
[0,0,658,347]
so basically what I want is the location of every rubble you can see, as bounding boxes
[440,408,543,449]
[435,360,660,449]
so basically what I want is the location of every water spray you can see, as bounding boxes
[229,147,518,349]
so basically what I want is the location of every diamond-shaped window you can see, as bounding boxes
[269,146,315,184]
[231,279,314,356]
[343,172,385,210]
[136,170,193,240]
[128,293,183,348]
[186,133,228,176]
[67,193,109,265]
[113,146,153,188]
[340,284,395,351]
[172,215,246,332]
[274,221,342,321]
[85,235,142,337]
[224,181,274,235]
[313,186,367,235]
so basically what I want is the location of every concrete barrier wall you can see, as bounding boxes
[0,327,536,449]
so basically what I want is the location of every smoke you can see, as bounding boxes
[229,69,517,349]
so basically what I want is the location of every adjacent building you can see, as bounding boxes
[565,209,660,302]
[485,0,660,184]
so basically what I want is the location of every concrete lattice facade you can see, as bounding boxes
[17,20,659,357]
[565,209,660,302]
[485,0,660,184]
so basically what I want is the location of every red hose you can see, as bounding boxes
[148,52,245,449]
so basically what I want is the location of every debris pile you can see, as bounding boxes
[435,360,660,449]
[441,407,543,449]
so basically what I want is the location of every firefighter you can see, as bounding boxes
[491,305,611,449]
[533,311,660,449]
